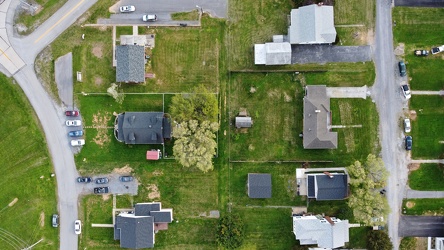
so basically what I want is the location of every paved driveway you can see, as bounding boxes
[399,216,444,237]
[55,52,73,108]
[291,45,372,64]
[395,0,444,7]
[76,173,138,195]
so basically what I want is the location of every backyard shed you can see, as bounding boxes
[235,116,253,128]
[248,173,272,198]
[146,150,161,160]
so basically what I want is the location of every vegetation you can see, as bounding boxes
[409,164,444,191]
[402,199,444,215]
[367,230,393,250]
[107,83,125,104]
[216,214,245,249]
[171,10,200,21]
[400,237,417,250]
[348,227,372,248]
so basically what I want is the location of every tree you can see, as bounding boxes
[365,154,388,187]
[107,83,125,104]
[367,230,393,250]
[216,214,245,249]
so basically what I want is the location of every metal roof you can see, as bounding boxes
[254,42,292,65]
[235,117,253,128]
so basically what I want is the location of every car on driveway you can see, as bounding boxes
[398,61,407,77]
[95,177,109,184]
[120,5,135,13]
[404,118,411,133]
[119,176,134,182]
[431,45,444,55]
[68,130,83,137]
[66,120,82,126]
[71,139,85,146]
[401,84,411,99]
[77,177,92,183]
[94,187,109,194]
[405,136,412,150]
[142,14,157,22]
[52,214,59,227]
[74,220,81,234]
[414,50,428,56]
[65,110,79,116]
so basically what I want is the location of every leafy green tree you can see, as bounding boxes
[216,214,245,249]
[367,230,393,250]
[107,83,125,104]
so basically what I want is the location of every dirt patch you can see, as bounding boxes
[366,28,374,45]
[39,211,45,227]
[415,237,427,250]
[92,111,111,146]
[8,198,18,207]
[409,110,417,121]
[152,170,163,176]
[283,92,292,102]
[147,184,160,200]
[98,26,108,31]
[406,201,415,208]
[113,165,134,174]
[267,89,280,99]
[394,43,405,56]
[92,44,103,58]
[248,144,255,151]
[408,163,420,171]
[94,76,103,86]
[102,194,111,201]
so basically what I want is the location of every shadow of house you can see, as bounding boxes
[116,45,145,83]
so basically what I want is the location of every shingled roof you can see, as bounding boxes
[306,173,348,200]
[248,173,272,198]
[116,45,145,83]
[303,85,337,149]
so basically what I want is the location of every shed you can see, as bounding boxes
[248,173,272,198]
[254,42,292,65]
[146,150,161,160]
[235,117,253,128]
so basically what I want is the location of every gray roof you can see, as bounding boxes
[135,202,161,216]
[248,173,272,198]
[114,215,154,249]
[303,85,338,149]
[116,45,145,83]
[293,215,349,248]
[288,4,336,44]
[307,174,348,200]
[151,211,173,223]
[235,117,253,128]
[254,42,292,65]
[115,112,171,144]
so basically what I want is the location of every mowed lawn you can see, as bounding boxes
[403,199,444,215]
[409,164,444,191]
[393,7,444,91]
[0,75,58,249]
[409,96,444,158]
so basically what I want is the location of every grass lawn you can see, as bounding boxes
[171,10,200,21]
[393,7,444,91]
[403,198,444,215]
[409,96,444,158]
[409,164,444,191]
[0,75,58,249]
[347,227,372,249]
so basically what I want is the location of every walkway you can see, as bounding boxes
[405,189,444,199]
[411,159,444,164]
[327,86,368,99]
[411,90,444,96]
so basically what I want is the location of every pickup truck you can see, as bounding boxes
[431,45,444,55]
[414,50,428,56]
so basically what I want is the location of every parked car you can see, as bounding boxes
[405,136,412,150]
[142,14,157,22]
[65,110,79,116]
[77,177,92,183]
[95,177,109,184]
[71,139,85,146]
[94,187,109,194]
[74,220,81,234]
[414,50,428,56]
[52,214,59,228]
[119,176,134,182]
[431,45,444,55]
[66,120,82,126]
[404,118,411,133]
[119,5,135,13]
[401,84,411,99]
[68,130,83,137]
[398,61,406,77]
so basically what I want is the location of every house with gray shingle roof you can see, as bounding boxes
[303,85,337,149]
[293,214,349,248]
[248,173,272,198]
[114,202,173,249]
[306,173,348,200]
[288,4,337,44]
[116,45,145,83]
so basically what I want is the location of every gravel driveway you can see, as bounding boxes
[291,45,372,64]
[76,173,138,195]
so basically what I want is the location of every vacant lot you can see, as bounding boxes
[0,75,58,249]
[403,198,444,215]
[409,164,444,191]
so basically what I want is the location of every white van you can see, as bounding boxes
[142,14,157,22]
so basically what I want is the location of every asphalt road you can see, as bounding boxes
[399,216,444,237]
[291,45,372,64]
[395,0,444,7]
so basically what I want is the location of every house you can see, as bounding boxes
[428,237,444,250]
[235,116,253,128]
[254,42,292,65]
[114,202,173,249]
[146,149,161,160]
[303,85,337,149]
[116,45,145,83]
[306,172,348,200]
[247,173,272,198]
[114,112,171,145]
[293,214,349,248]
[288,4,337,44]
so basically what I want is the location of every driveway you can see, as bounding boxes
[291,45,372,64]
[326,86,369,99]
[76,174,138,195]
[399,216,444,237]
[55,52,73,108]
[395,0,444,7]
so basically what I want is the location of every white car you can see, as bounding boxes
[66,120,82,126]
[142,14,157,22]
[74,220,81,234]
[431,45,444,55]
[404,118,411,133]
[71,139,85,146]
[401,84,411,100]
[119,5,135,13]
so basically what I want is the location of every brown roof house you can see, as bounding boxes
[303,85,337,149]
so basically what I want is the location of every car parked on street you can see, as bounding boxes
[71,139,85,146]
[398,61,406,77]
[405,136,412,150]
[94,187,109,194]
[142,14,157,22]
[119,176,134,182]
[119,5,135,13]
[401,84,411,99]
[404,118,411,133]
[414,50,428,56]
[68,130,83,137]
[74,220,81,234]
[66,120,82,126]
[95,177,109,184]
[65,110,79,116]
[431,45,444,55]
[77,177,92,183]
[52,214,59,227]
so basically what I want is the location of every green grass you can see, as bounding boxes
[403,199,444,215]
[409,164,444,191]
[0,75,58,249]
[307,200,350,218]
[347,227,372,248]
[304,62,375,87]
[116,26,134,37]
[335,0,375,27]
[171,10,200,21]
[409,96,444,158]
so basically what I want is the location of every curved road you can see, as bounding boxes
[0,0,97,249]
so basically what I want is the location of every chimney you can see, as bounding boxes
[324,216,335,226]
[323,172,334,178]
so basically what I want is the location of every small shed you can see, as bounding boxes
[146,150,161,160]
[235,117,253,128]
[248,173,272,198]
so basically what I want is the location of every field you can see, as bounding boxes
[0,75,58,249]
[403,198,444,215]
[409,164,444,191]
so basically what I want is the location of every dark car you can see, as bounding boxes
[398,61,406,77]
[77,177,92,183]
[414,50,428,56]
[68,130,83,137]
[405,136,412,150]
[65,110,79,116]
[119,176,134,182]
[95,177,109,184]
[94,187,109,194]
[52,214,59,228]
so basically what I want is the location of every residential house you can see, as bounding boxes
[254,42,292,65]
[248,173,272,198]
[306,172,348,200]
[116,45,145,83]
[429,237,444,250]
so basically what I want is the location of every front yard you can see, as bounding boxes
[409,164,444,191]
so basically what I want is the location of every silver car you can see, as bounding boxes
[120,5,135,13]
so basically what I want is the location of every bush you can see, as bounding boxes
[216,214,245,249]
[367,230,393,250]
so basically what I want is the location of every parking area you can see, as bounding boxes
[291,45,372,64]
[76,173,138,195]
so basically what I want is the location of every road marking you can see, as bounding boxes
[34,0,86,44]
[0,48,11,61]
